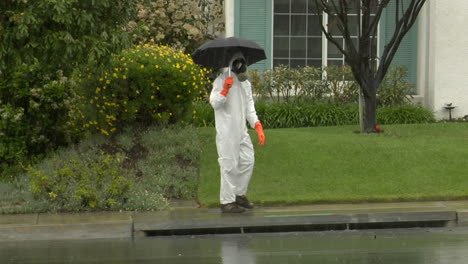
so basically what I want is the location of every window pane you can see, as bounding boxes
[328,16,342,36]
[348,37,358,52]
[308,0,318,13]
[328,39,343,58]
[307,59,322,68]
[307,37,322,58]
[291,0,307,13]
[291,59,306,68]
[308,15,322,36]
[348,15,359,36]
[274,15,290,35]
[347,1,377,14]
[291,15,307,36]
[291,37,306,58]
[347,0,361,14]
[274,0,290,13]
[273,37,289,58]
[328,59,344,66]
[274,59,289,68]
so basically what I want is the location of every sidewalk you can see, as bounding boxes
[1,200,468,241]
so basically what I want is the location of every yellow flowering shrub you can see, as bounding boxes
[88,44,210,135]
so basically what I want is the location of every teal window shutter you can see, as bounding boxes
[234,0,272,70]
[379,1,419,85]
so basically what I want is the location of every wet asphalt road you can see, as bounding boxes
[2,227,468,264]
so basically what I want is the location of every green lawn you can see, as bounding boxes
[197,123,468,207]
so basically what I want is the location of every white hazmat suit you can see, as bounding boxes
[209,61,261,205]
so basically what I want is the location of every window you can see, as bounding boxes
[273,0,378,68]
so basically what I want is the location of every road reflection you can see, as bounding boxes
[221,238,256,264]
[2,227,468,263]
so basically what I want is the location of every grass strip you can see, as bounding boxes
[198,123,468,207]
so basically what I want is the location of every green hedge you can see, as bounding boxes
[377,104,436,124]
[191,101,435,128]
[3,125,200,213]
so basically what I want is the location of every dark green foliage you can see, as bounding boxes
[1,125,201,213]
[0,0,135,75]
[28,152,132,211]
[377,67,415,106]
[0,0,137,179]
[190,101,434,128]
[257,102,358,128]
[377,104,436,124]
[190,100,215,127]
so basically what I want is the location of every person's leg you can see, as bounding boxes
[217,137,245,213]
[236,134,255,196]
[219,159,245,213]
[219,156,238,205]
[234,134,255,209]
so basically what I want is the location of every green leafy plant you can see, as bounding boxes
[251,65,411,106]
[12,124,200,213]
[0,66,85,180]
[323,65,359,104]
[28,152,132,211]
[189,100,215,127]
[0,0,136,178]
[84,44,210,135]
[377,104,435,124]
[256,102,359,128]
[190,100,433,128]
[378,66,415,106]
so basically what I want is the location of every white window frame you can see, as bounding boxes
[272,0,381,69]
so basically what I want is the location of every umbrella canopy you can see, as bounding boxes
[191,37,266,69]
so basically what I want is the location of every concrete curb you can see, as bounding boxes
[1,200,468,241]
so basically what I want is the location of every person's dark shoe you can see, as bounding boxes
[221,202,245,213]
[235,195,254,209]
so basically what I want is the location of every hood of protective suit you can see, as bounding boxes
[229,52,248,82]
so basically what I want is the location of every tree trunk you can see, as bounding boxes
[362,87,377,133]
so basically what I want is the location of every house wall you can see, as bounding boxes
[423,1,468,120]
[229,1,468,120]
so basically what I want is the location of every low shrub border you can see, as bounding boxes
[191,101,435,128]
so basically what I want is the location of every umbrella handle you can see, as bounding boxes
[228,66,231,77]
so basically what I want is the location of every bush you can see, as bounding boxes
[8,125,201,213]
[0,0,136,179]
[250,65,411,106]
[28,152,133,211]
[0,0,135,76]
[83,44,210,135]
[250,65,358,104]
[377,104,435,124]
[190,101,434,128]
[189,100,215,127]
[378,66,415,106]
[257,102,359,128]
[0,65,85,180]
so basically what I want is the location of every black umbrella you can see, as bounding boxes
[191,37,266,69]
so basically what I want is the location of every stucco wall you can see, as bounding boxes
[427,1,468,120]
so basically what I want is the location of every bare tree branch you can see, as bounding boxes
[313,0,427,132]
[314,0,350,59]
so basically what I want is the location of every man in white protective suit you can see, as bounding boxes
[209,52,265,213]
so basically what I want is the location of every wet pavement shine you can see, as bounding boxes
[2,227,468,264]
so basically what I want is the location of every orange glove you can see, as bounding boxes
[220,76,234,97]
[254,121,265,146]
